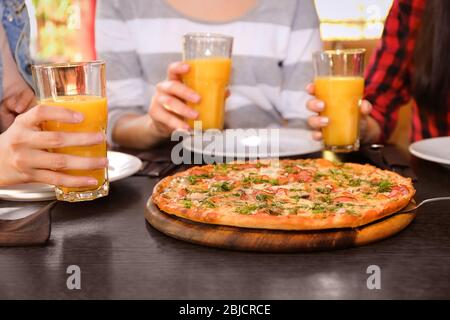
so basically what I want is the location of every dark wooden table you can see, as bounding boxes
[0,147,449,299]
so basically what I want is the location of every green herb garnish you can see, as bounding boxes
[187,173,213,184]
[329,168,351,179]
[284,166,298,174]
[329,168,342,176]
[213,163,228,172]
[256,193,273,202]
[316,187,332,194]
[182,199,192,209]
[201,199,217,208]
[345,208,360,216]
[313,172,327,181]
[213,181,232,192]
[243,176,271,185]
[348,179,362,187]
[236,204,258,215]
[319,195,332,204]
[375,180,393,193]
[311,203,326,214]
[269,179,279,186]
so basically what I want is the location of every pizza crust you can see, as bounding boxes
[152,160,415,231]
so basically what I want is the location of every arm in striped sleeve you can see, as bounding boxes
[280,0,322,127]
[95,0,148,145]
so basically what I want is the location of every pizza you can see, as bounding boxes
[152,159,415,230]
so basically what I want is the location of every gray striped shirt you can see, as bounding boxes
[96,0,321,143]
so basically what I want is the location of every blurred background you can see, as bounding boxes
[28,0,409,149]
[29,0,96,62]
[29,0,393,62]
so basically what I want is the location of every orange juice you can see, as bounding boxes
[183,58,232,130]
[41,95,108,193]
[314,76,364,148]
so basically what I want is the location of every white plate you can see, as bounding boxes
[182,128,322,158]
[409,137,450,167]
[0,151,142,202]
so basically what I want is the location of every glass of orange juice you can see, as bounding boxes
[32,61,108,202]
[182,33,233,130]
[313,49,366,153]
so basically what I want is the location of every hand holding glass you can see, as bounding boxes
[313,49,365,152]
[182,33,233,130]
[32,61,108,202]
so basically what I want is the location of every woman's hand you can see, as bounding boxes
[148,61,201,137]
[0,86,36,132]
[0,105,107,187]
[112,61,230,149]
[305,83,379,142]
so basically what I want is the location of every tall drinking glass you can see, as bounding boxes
[313,49,365,152]
[32,61,108,202]
[182,33,233,130]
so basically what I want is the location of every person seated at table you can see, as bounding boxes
[306,0,450,143]
[96,0,322,149]
[0,0,107,187]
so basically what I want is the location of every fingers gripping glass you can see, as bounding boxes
[182,33,233,131]
[313,49,366,153]
[32,61,109,202]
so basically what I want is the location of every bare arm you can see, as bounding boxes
[111,62,200,149]
[112,114,164,149]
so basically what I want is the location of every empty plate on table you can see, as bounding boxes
[409,137,450,168]
[0,151,142,202]
[182,128,322,159]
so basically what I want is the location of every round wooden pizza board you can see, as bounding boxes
[145,199,416,252]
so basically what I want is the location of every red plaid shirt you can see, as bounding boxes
[364,0,450,142]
